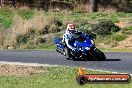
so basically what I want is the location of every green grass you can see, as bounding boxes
[17,9,34,20]
[37,44,56,50]
[0,8,13,28]
[111,34,127,41]
[45,12,132,24]
[0,9,131,28]
[100,33,127,46]
[0,67,131,88]
[127,26,132,30]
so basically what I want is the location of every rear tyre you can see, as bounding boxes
[93,49,106,61]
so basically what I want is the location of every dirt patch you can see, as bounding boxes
[115,21,132,28]
[0,64,48,76]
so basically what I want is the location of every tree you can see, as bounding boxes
[89,0,99,12]
[12,0,16,8]
[0,0,4,7]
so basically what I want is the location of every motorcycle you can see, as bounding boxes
[53,32,106,61]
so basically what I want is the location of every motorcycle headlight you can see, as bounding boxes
[85,47,90,50]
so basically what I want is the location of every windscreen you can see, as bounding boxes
[77,35,86,43]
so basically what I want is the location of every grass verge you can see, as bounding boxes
[0,66,131,88]
[100,48,132,52]
[15,48,132,52]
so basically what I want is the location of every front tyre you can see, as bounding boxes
[93,49,106,61]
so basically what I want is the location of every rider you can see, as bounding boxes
[62,23,87,51]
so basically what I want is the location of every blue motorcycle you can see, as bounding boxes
[53,32,106,61]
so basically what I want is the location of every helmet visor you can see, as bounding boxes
[69,24,75,29]
[69,30,75,34]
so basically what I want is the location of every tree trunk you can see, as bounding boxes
[0,0,4,7]
[89,0,99,12]
[12,0,16,8]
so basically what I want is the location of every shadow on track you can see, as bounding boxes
[105,59,121,61]
[71,59,121,61]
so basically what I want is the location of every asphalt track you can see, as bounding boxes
[0,50,132,74]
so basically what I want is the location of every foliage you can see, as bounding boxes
[92,20,121,36]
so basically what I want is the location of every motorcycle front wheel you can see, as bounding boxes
[93,49,106,61]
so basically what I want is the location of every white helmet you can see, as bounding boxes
[67,23,75,33]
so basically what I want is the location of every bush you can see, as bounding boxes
[17,34,30,44]
[92,20,121,36]
[56,19,63,27]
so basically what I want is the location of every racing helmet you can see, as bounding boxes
[67,23,75,33]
